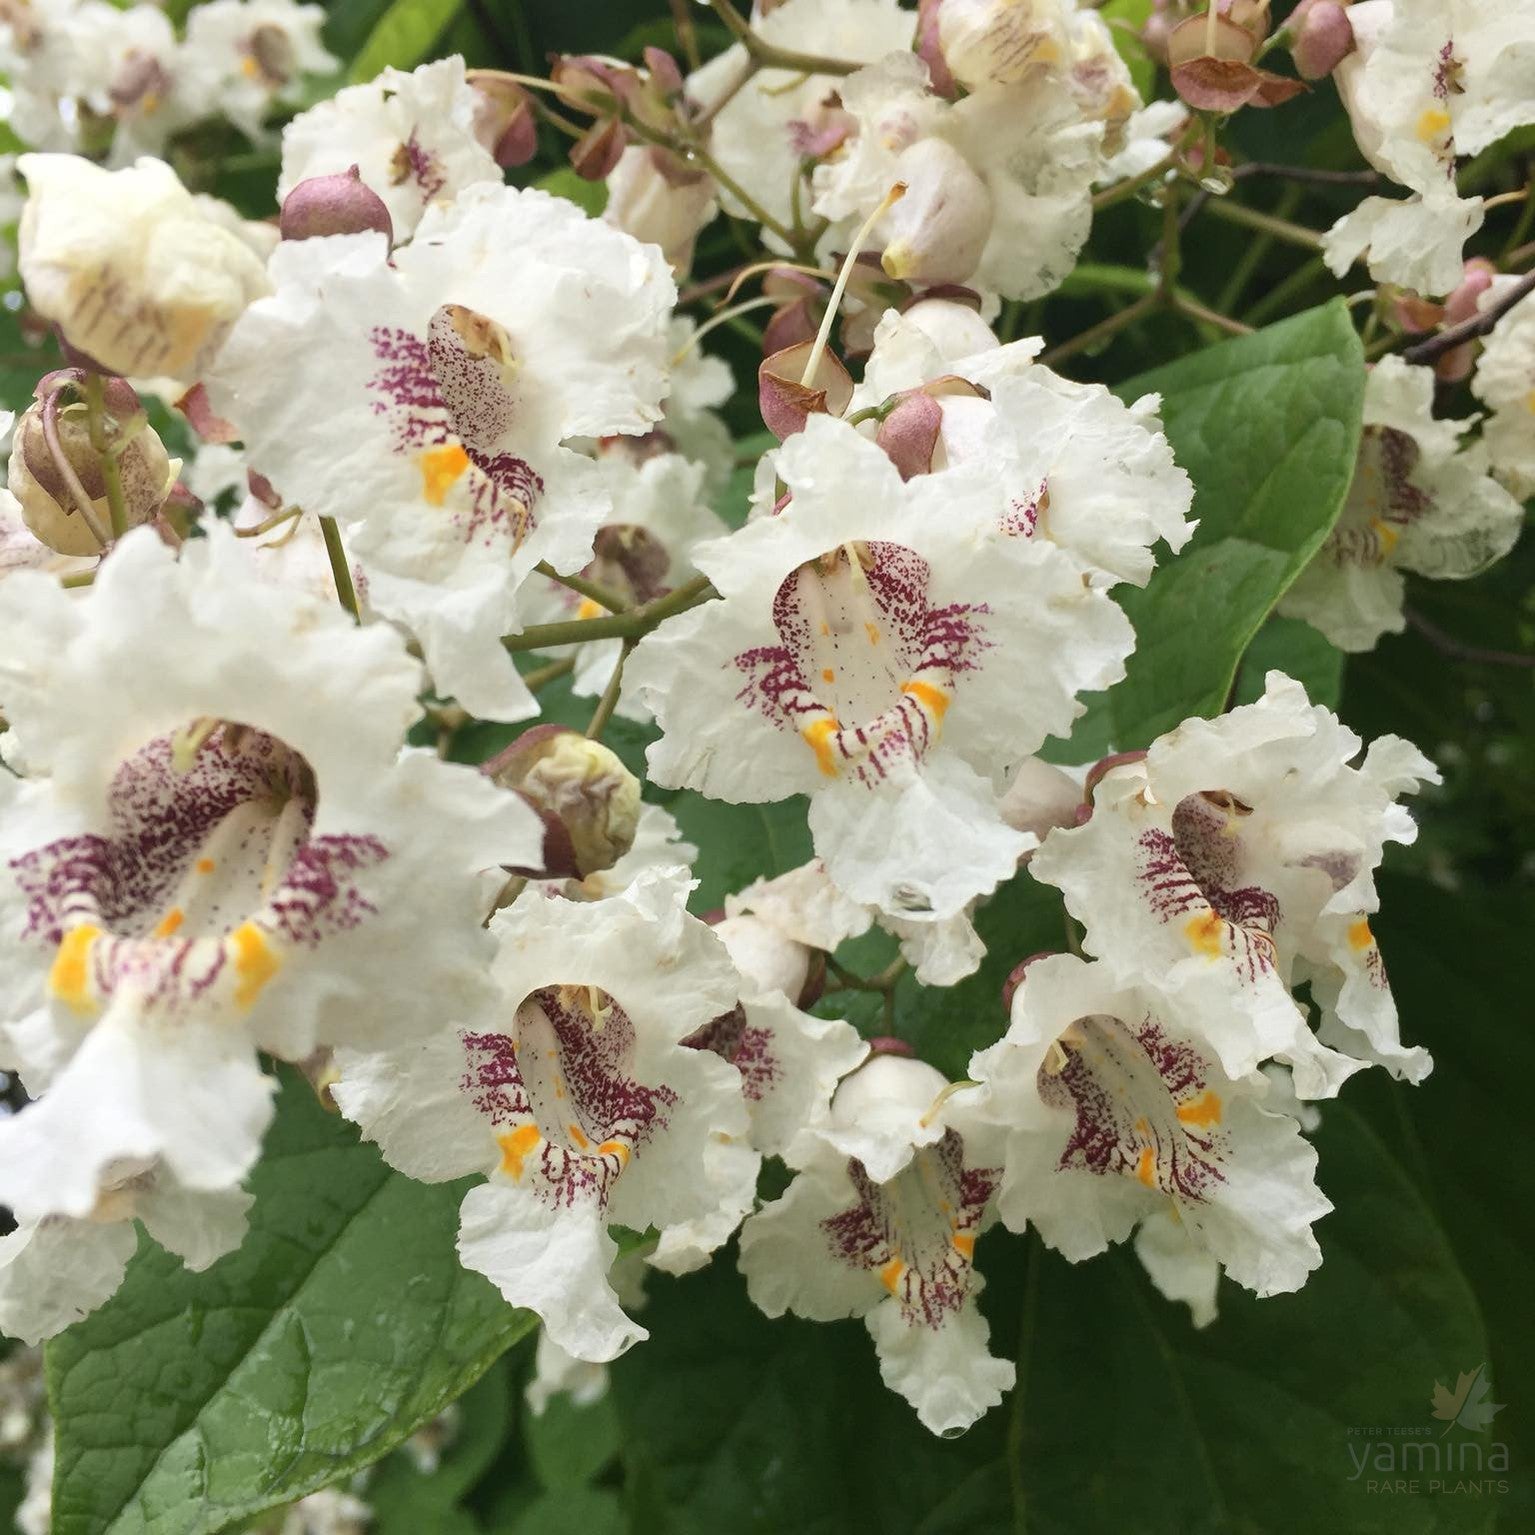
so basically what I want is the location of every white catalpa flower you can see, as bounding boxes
[687,0,917,232]
[1471,281,1535,499]
[739,1055,1013,1437]
[1133,1207,1221,1328]
[969,954,1330,1297]
[333,876,750,1363]
[854,303,1195,586]
[0,525,540,1227]
[726,856,985,986]
[1030,672,1438,1093]
[0,1177,251,1344]
[64,1,190,165]
[1323,190,1485,298]
[811,52,1110,301]
[523,449,727,718]
[208,183,676,720]
[18,154,271,386]
[1335,0,1535,197]
[278,56,500,239]
[181,0,337,145]
[1279,356,1524,651]
[660,318,736,496]
[626,416,1134,924]
[525,1251,647,1415]
[604,144,718,277]
[694,915,868,1158]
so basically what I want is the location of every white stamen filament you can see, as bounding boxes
[799,181,907,390]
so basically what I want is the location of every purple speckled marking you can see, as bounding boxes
[1137,792,1279,982]
[461,987,677,1207]
[1002,479,1047,538]
[1040,1011,1225,1201]
[684,1004,779,1103]
[368,312,543,545]
[399,130,446,200]
[821,1129,996,1329]
[733,542,991,787]
[1327,426,1431,568]
[9,728,387,1010]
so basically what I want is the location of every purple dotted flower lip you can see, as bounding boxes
[368,305,544,546]
[821,1129,996,1329]
[1040,1011,1227,1202]
[11,726,388,1016]
[462,985,678,1207]
[1137,790,1280,982]
[733,541,991,787]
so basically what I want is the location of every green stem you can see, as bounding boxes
[83,375,129,540]
[587,642,634,739]
[1169,292,1254,338]
[1242,253,1327,325]
[1038,293,1158,368]
[1202,196,1325,251]
[536,561,629,613]
[707,0,866,75]
[503,573,716,653]
[1215,184,1299,314]
[319,516,360,621]
[1091,147,1181,212]
[520,655,576,692]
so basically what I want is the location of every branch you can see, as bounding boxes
[1405,608,1535,670]
[1401,269,1535,365]
[503,573,716,653]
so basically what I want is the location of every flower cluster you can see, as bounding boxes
[0,0,1528,1455]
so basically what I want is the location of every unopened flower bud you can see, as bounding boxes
[604,146,715,274]
[468,74,538,168]
[279,165,393,243]
[570,116,628,182]
[482,725,641,879]
[999,756,1084,841]
[9,384,171,554]
[1142,3,1175,65]
[832,1053,948,1134]
[1001,951,1055,1014]
[1443,257,1498,327]
[876,391,944,480]
[712,913,814,1003]
[879,140,993,286]
[1290,0,1354,79]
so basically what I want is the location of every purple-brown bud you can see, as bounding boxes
[758,341,854,440]
[279,166,393,243]
[468,74,538,167]
[482,724,641,880]
[1290,0,1355,79]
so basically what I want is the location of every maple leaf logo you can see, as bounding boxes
[1431,1364,1505,1435]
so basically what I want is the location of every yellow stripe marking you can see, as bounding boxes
[418,442,471,506]
[879,1258,906,1294]
[49,924,103,1013]
[498,1123,542,1179]
[598,1139,630,1165]
[951,1232,975,1260]
[1348,917,1374,951]
[229,922,280,1009]
[1185,910,1225,957]
[154,907,185,938]
[901,679,950,720]
[1176,1091,1222,1128]
[802,716,841,777]
[1136,1147,1157,1188]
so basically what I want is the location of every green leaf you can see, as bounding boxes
[1049,301,1365,758]
[523,1391,620,1490]
[367,1361,514,1535]
[1234,614,1345,710]
[608,1102,1491,1533]
[1351,876,1535,1529]
[1100,0,1156,100]
[664,794,813,915]
[534,168,610,218]
[46,1072,534,1535]
[349,0,464,83]
[495,1485,625,1535]
[1011,1105,1494,1534]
